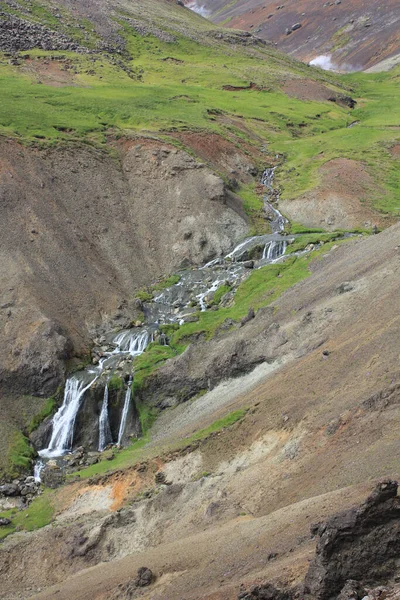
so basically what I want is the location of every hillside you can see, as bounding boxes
[0,0,399,598]
[187,0,400,71]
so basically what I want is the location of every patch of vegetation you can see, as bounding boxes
[288,232,341,253]
[0,489,55,540]
[137,401,159,434]
[6,431,36,478]
[135,289,153,303]
[169,240,349,345]
[210,283,231,305]
[159,323,180,336]
[27,396,57,434]
[108,375,125,392]
[288,222,327,234]
[239,182,269,235]
[152,274,181,291]
[132,343,185,392]
[185,408,247,443]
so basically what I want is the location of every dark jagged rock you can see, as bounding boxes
[239,481,400,600]
[134,567,154,587]
[304,480,400,599]
[0,16,85,53]
[240,307,255,326]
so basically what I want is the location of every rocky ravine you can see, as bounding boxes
[0,136,248,475]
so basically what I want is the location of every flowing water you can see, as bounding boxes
[39,375,98,459]
[98,385,112,452]
[117,376,133,446]
[35,167,293,476]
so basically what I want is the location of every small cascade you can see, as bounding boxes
[34,460,44,483]
[197,278,224,311]
[117,376,133,446]
[263,240,287,261]
[113,329,152,355]
[39,376,97,458]
[261,167,288,233]
[98,384,112,452]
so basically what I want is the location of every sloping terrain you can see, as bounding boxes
[188,0,400,71]
[0,0,397,477]
[0,1,399,598]
[1,223,399,599]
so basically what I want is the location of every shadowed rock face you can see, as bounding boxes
[304,480,400,599]
[240,481,400,600]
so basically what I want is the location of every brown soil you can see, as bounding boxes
[279,158,395,230]
[282,78,343,103]
[390,143,400,157]
[222,82,260,91]
[171,131,265,182]
[20,58,79,87]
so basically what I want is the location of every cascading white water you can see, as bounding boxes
[113,329,151,355]
[36,164,294,472]
[263,240,287,261]
[261,167,288,233]
[98,384,112,452]
[117,376,133,446]
[39,376,97,458]
[34,460,44,483]
[197,278,224,311]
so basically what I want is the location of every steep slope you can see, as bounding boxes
[188,0,400,71]
[1,223,399,599]
[0,0,398,508]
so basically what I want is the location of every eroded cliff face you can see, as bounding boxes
[0,137,249,468]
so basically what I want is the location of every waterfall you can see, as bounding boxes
[197,278,223,311]
[98,384,112,452]
[261,167,288,233]
[263,240,287,261]
[39,376,97,458]
[34,460,44,483]
[113,329,151,355]
[117,376,133,446]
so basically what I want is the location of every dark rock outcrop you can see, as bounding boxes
[304,479,400,599]
[239,481,400,600]
[0,16,84,52]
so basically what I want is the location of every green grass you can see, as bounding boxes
[136,289,153,302]
[169,241,345,345]
[273,67,400,215]
[27,396,57,434]
[0,6,397,217]
[239,182,269,234]
[210,283,232,305]
[6,431,36,478]
[108,375,125,391]
[152,274,181,291]
[288,232,342,253]
[0,489,55,540]
[184,408,247,442]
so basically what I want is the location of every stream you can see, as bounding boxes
[34,168,312,477]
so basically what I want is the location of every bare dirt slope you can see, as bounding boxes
[189,0,400,71]
[1,223,399,600]
[0,137,249,474]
